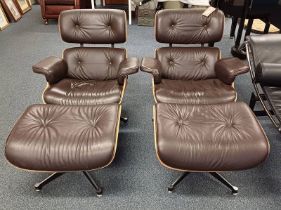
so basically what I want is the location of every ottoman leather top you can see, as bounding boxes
[154,102,270,171]
[5,104,120,172]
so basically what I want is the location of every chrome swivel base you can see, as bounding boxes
[168,172,238,195]
[120,116,128,123]
[34,171,103,197]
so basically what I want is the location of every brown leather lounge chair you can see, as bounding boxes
[5,9,139,196]
[142,9,269,194]
[33,9,139,122]
[39,0,81,25]
[141,8,248,105]
[246,34,281,131]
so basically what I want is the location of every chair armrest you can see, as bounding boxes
[256,63,281,86]
[215,57,249,85]
[118,57,139,85]
[140,57,162,84]
[32,56,67,84]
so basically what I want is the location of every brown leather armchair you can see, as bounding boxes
[39,0,80,24]
[141,9,249,105]
[145,9,269,195]
[33,9,139,121]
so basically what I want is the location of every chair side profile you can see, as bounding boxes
[141,8,249,105]
[246,34,281,131]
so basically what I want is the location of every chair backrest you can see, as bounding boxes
[154,8,224,81]
[63,47,126,80]
[155,8,224,45]
[247,34,281,69]
[58,9,127,80]
[156,47,220,80]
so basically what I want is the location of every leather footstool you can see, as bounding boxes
[5,104,121,196]
[154,102,270,194]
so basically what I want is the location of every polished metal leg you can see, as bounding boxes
[82,171,103,197]
[209,172,238,195]
[34,172,64,191]
[168,172,190,193]
[120,116,128,123]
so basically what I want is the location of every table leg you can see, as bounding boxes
[128,0,132,25]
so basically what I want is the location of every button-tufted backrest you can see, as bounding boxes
[63,47,126,80]
[59,9,127,44]
[156,47,220,80]
[155,8,224,45]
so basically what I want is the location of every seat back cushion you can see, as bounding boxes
[156,47,220,80]
[63,47,126,80]
[247,34,281,68]
[155,8,224,44]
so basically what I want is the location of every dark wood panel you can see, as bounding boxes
[105,0,127,5]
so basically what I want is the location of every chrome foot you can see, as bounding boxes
[120,117,128,123]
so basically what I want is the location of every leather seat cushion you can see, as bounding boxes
[155,102,269,171]
[45,0,75,5]
[5,104,120,171]
[154,79,237,104]
[43,79,124,105]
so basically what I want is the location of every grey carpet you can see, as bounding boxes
[0,6,281,210]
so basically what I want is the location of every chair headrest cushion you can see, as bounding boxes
[59,9,127,44]
[155,8,224,44]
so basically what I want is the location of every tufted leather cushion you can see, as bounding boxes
[59,9,127,44]
[5,104,120,171]
[155,8,224,44]
[43,79,124,105]
[45,0,75,5]
[154,79,236,104]
[156,47,220,80]
[155,102,269,171]
[63,47,126,80]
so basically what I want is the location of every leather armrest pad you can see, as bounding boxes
[256,63,281,86]
[118,57,139,85]
[140,57,162,84]
[32,56,67,84]
[215,57,249,85]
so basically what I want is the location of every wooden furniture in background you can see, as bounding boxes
[105,0,127,4]
[0,4,9,30]
[14,0,31,14]
[1,0,21,21]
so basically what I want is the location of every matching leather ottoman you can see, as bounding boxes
[154,102,270,194]
[5,104,121,196]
